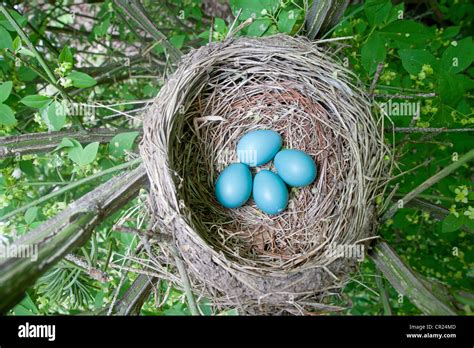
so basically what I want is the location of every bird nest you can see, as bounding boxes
[140,35,389,314]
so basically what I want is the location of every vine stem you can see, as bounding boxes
[382,148,474,221]
[169,244,200,316]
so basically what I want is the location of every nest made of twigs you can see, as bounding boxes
[140,35,389,314]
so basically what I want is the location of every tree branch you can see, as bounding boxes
[0,166,148,314]
[0,128,138,159]
[370,241,458,315]
[105,274,156,315]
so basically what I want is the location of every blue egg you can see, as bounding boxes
[215,163,252,208]
[237,130,282,167]
[274,149,317,187]
[253,170,288,215]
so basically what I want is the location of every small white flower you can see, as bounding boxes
[12,167,22,179]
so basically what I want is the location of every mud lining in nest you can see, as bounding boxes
[140,35,389,314]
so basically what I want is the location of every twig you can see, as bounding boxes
[113,225,172,243]
[369,62,385,98]
[169,243,200,316]
[403,198,473,234]
[386,127,474,133]
[374,268,392,315]
[375,93,436,99]
[1,158,142,221]
[64,254,109,282]
[382,148,474,221]
[228,18,253,38]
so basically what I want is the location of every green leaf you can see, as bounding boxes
[24,206,39,225]
[109,131,139,158]
[440,26,460,40]
[277,9,301,34]
[441,214,464,233]
[0,10,27,31]
[0,81,13,103]
[68,142,99,166]
[59,46,73,64]
[247,18,271,37]
[364,0,392,26]
[440,37,474,74]
[55,137,76,151]
[170,35,185,49]
[18,47,35,57]
[361,33,386,75]
[12,36,21,51]
[94,291,105,308]
[438,72,465,106]
[380,20,436,48]
[154,35,187,54]
[18,67,37,82]
[41,101,66,131]
[386,3,404,24]
[93,16,111,37]
[398,49,436,74]
[0,26,13,50]
[229,0,279,20]
[12,293,39,315]
[464,218,474,233]
[19,159,35,177]
[67,71,97,88]
[20,95,52,108]
[214,18,227,34]
[0,103,16,126]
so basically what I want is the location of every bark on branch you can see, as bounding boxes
[0,128,133,159]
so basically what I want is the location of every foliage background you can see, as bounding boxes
[0,0,472,315]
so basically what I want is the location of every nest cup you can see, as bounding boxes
[140,35,389,314]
